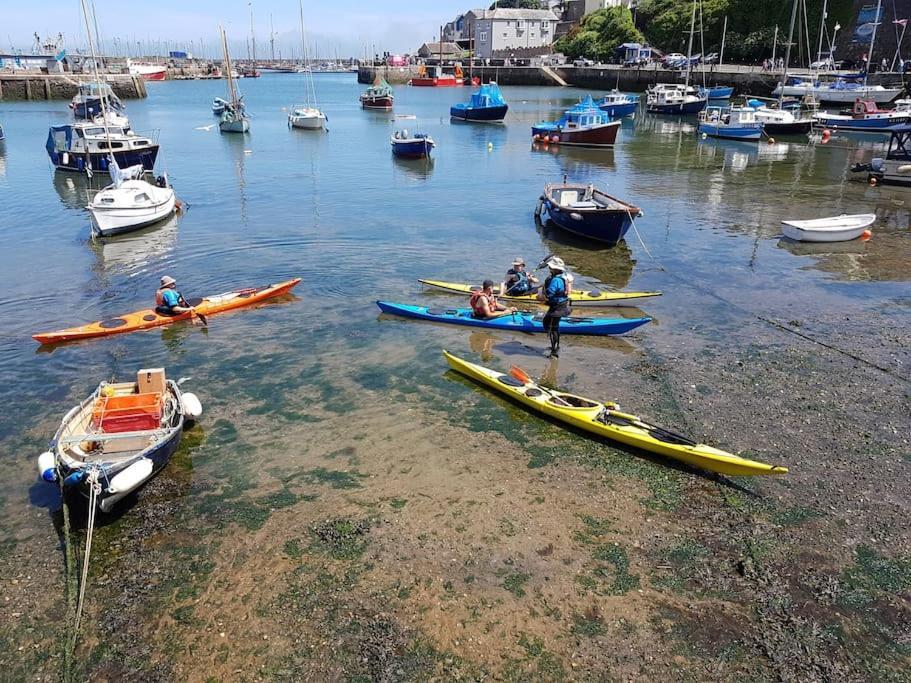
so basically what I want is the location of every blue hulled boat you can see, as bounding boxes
[701,85,734,99]
[646,84,707,115]
[697,105,762,140]
[596,90,639,118]
[536,180,643,246]
[450,82,508,122]
[391,130,435,158]
[46,121,159,172]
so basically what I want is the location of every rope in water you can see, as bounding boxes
[626,212,908,385]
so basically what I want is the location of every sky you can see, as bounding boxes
[4,0,477,59]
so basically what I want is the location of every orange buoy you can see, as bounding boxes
[767,136,776,144]
[861,229,872,241]
[551,135,560,144]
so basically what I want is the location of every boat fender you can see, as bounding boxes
[896,164,911,174]
[861,229,872,241]
[108,458,154,495]
[570,212,583,221]
[64,470,87,487]
[38,451,57,482]
[869,177,878,186]
[488,142,493,151]
[767,136,776,144]
[701,132,707,139]
[550,135,559,144]
[180,392,203,419]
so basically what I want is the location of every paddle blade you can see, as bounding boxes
[195,312,208,327]
[509,366,532,384]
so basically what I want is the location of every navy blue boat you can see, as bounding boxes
[391,130,435,159]
[536,181,643,246]
[46,122,159,172]
[450,82,509,122]
[596,90,639,118]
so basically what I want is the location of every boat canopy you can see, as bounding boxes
[366,78,393,96]
[46,124,75,155]
[468,82,506,108]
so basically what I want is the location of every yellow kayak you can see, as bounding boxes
[419,279,661,307]
[443,351,787,477]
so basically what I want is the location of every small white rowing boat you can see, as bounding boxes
[780,213,875,242]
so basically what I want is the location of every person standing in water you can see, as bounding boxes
[537,257,572,357]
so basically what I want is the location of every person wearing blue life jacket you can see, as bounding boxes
[155,275,196,316]
[503,257,540,296]
[537,257,573,357]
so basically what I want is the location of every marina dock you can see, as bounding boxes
[0,73,146,101]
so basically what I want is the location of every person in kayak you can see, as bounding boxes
[470,280,518,319]
[155,276,196,316]
[503,258,539,296]
[537,257,572,357]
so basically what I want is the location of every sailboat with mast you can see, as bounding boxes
[748,0,814,134]
[219,27,250,134]
[77,0,175,235]
[646,0,706,114]
[288,0,326,130]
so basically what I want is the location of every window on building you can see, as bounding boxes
[479,32,488,42]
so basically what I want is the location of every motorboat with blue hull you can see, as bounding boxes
[851,124,911,186]
[596,90,639,118]
[646,84,707,115]
[46,122,159,172]
[813,98,911,132]
[391,131,435,158]
[37,369,202,512]
[698,105,762,140]
[450,82,508,122]
[536,181,643,246]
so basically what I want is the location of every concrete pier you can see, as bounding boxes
[359,64,906,97]
[0,73,146,101]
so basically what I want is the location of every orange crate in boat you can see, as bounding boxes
[92,393,162,433]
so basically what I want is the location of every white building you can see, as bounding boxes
[469,8,559,59]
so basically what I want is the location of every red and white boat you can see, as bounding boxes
[410,64,463,87]
[128,59,167,81]
[532,95,621,147]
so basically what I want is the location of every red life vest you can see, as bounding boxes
[470,291,496,317]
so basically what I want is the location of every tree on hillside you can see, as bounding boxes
[488,0,543,9]
[555,7,645,61]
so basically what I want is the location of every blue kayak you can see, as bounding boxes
[376,301,651,335]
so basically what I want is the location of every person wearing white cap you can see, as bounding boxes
[155,276,196,316]
[503,257,540,296]
[537,257,572,357]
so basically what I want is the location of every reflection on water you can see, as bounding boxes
[89,212,180,276]
[221,134,250,225]
[535,216,636,289]
[52,172,107,211]
[778,231,910,282]
[531,142,616,174]
[0,141,6,177]
[392,155,434,181]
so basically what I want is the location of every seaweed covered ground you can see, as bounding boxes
[1,301,909,682]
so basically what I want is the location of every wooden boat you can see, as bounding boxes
[531,95,621,147]
[536,181,642,246]
[450,82,508,122]
[391,130,435,158]
[780,213,875,242]
[698,105,762,140]
[36,369,202,512]
[360,77,394,110]
[851,124,911,186]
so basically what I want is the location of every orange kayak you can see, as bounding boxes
[33,278,302,345]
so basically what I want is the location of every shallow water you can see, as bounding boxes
[0,75,909,677]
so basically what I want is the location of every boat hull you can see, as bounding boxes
[647,99,707,115]
[813,113,911,132]
[410,77,461,87]
[377,301,651,335]
[532,121,621,147]
[450,104,509,122]
[289,113,326,129]
[597,101,638,118]
[698,123,762,140]
[33,278,302,345]
[443,351,788,476]
[761,120,813,135]
[219,118,250,133]
[391,139,434,158]
[703,86,734,99]
[90,192,176,237]
[780,213,875,242]
[774,85,902,103]
[361,96,393,110]
[542,200,634,245]
[48,147,160,173]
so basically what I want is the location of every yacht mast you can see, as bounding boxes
[864,0,883,88]
[222,27,239,108]
[779,0,799,106]
[79,0,112,173]
[684,0,697,91]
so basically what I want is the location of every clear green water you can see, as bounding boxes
[0,73,908,516]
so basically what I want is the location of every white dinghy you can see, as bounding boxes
[87,156,176,237]
[780,213,875,242]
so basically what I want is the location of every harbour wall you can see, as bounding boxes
[359,64,906,97]
[0,73,146,101]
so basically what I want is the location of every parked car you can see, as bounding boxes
[662,53,687,68]
[573,58,595,67]
[810,56,837,70]
[624,56,650,67]
[703,52,719,64]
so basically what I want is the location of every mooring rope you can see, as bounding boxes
[626,213,908,384]
[74,470,101,636]
[60,478,77,683]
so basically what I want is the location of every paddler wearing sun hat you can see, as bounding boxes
[537,257,572,358]
[155,276,196,317]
